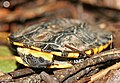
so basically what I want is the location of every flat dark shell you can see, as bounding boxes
[9,18,112,52]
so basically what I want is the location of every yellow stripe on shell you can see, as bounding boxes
[93,47,98,54]
[98,40,113,53]
[51,52,79,58]
[13,42,42,51]
[103,40,112,49]
[13,42,24,47]
[51,40,113,57]
[85,50,92,55]
[98,45,104,53]
[85,40,113,55]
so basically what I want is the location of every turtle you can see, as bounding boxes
[8,18,113,68]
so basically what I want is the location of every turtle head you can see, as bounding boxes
[17,47,53,68]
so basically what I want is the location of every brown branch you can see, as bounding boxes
[91,48,120,58]
[9,68,35,78]
[12,71,59,83]
[0,71,59,83]
[53,49,120,82]
[76,77,90,83]
[88,62,120,83]
[62,65,100,83]
[40,71,59,83]
[0,68,35,82]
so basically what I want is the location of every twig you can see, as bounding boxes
[88,61,120,83]
[40,71,59,83]
[0,68,35,82]
[13,71,59,83]
[91,48,120,58]
[76,65,103,83]
[9,68,35,78]
[76,77,90,83]
[54,49,120,82]
[62,65,99,83]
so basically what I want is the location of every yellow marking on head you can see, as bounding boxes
[30,51,53,61]
[17,47,53,61]
[15,56,29,67]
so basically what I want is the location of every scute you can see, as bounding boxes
[9,18,113,68]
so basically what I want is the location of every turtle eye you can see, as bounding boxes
[39,57,45,63]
